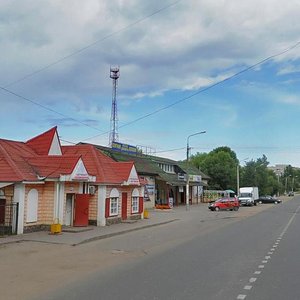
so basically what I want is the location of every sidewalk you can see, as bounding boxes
[0,205,203,246]
[1,198,290,247]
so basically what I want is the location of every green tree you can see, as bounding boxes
[240,155,277,195]
[190,147,238,191]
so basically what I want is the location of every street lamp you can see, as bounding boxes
[236,157,248,197]
[186,131,206,211]
[292,176,297,192]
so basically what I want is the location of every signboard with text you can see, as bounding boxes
[112,141,137,155]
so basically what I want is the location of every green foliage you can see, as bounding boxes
[190,148,288,196]
[190,146,238,191]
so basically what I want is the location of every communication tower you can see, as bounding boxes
[109,66,120,146]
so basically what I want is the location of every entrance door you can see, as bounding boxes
[121,192,127,220]
[65,194,73,226]
[73,194,90,227]
[0,199,5,224]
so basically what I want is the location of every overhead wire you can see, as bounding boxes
[81,40,300,141]
[3,0,182,88]
[0,0,182,135]
[0,86,106,132]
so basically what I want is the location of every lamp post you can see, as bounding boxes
[236,158,248,197]
[292,176,297,192]
[186,131,206,211]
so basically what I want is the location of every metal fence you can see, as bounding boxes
[0,202,18,235]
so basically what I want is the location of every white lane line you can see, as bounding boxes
[279,204,300,237]
[244,285,252,290]
[236,204,300,300]
[262,260,268,263]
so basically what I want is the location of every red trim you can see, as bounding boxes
[139,197,144,214]
[105,198,110,218]
[121,192,127,220]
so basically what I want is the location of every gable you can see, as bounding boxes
[26,127,62,156]
[48,130,62,155]
[126,165,140,185]
[70,158,90,180]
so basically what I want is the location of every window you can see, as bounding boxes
[110,197,118,216]
[109,188,119,216]
[27,189,38,222]
[132,188,139,213]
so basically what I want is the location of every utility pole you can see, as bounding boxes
[186,131,206,211]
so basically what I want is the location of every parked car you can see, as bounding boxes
[288,191,294,197]
[208,197,239,211]
[258,195,282,204]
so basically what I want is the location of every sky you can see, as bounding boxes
[1,0,300,167]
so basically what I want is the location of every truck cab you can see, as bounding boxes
[238,187,259,206]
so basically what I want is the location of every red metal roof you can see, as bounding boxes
[0,139,39,182]
[25,127,59,155]
[0,128,139,185]
[62,145,136,184]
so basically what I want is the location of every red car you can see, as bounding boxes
[208,197,239,211]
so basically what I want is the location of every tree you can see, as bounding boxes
[190,147,238,191]
[240,155,277,195]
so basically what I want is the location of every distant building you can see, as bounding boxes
[268,164,288,176]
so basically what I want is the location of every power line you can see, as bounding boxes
[0,86,106,132]
[0,1,182,136]
[81,40,300,141]
[4,0,182,88]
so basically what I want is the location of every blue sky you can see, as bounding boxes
[1,0,300,166]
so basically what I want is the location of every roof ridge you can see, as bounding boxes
[89,145,104,178]
[26,126,57,144]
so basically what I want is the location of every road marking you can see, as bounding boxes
[279,204,300,237]
[236,204,300,300]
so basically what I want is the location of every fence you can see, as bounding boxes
[0,202,18,235]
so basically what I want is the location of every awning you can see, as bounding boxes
[0,182,13,189]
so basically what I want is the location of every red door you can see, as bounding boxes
[122,192,127,220]
[0,199,5,224]
[73,194,90,227]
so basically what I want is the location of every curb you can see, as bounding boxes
[74,219,179,246]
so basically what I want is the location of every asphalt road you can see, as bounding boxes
[41,197,300,300]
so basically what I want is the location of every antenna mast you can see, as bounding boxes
[109,66,120,146]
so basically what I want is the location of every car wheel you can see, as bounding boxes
[215,207,220,211]
[233,206,239,211]
[259,201,262,204]
[274,201,278,204]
